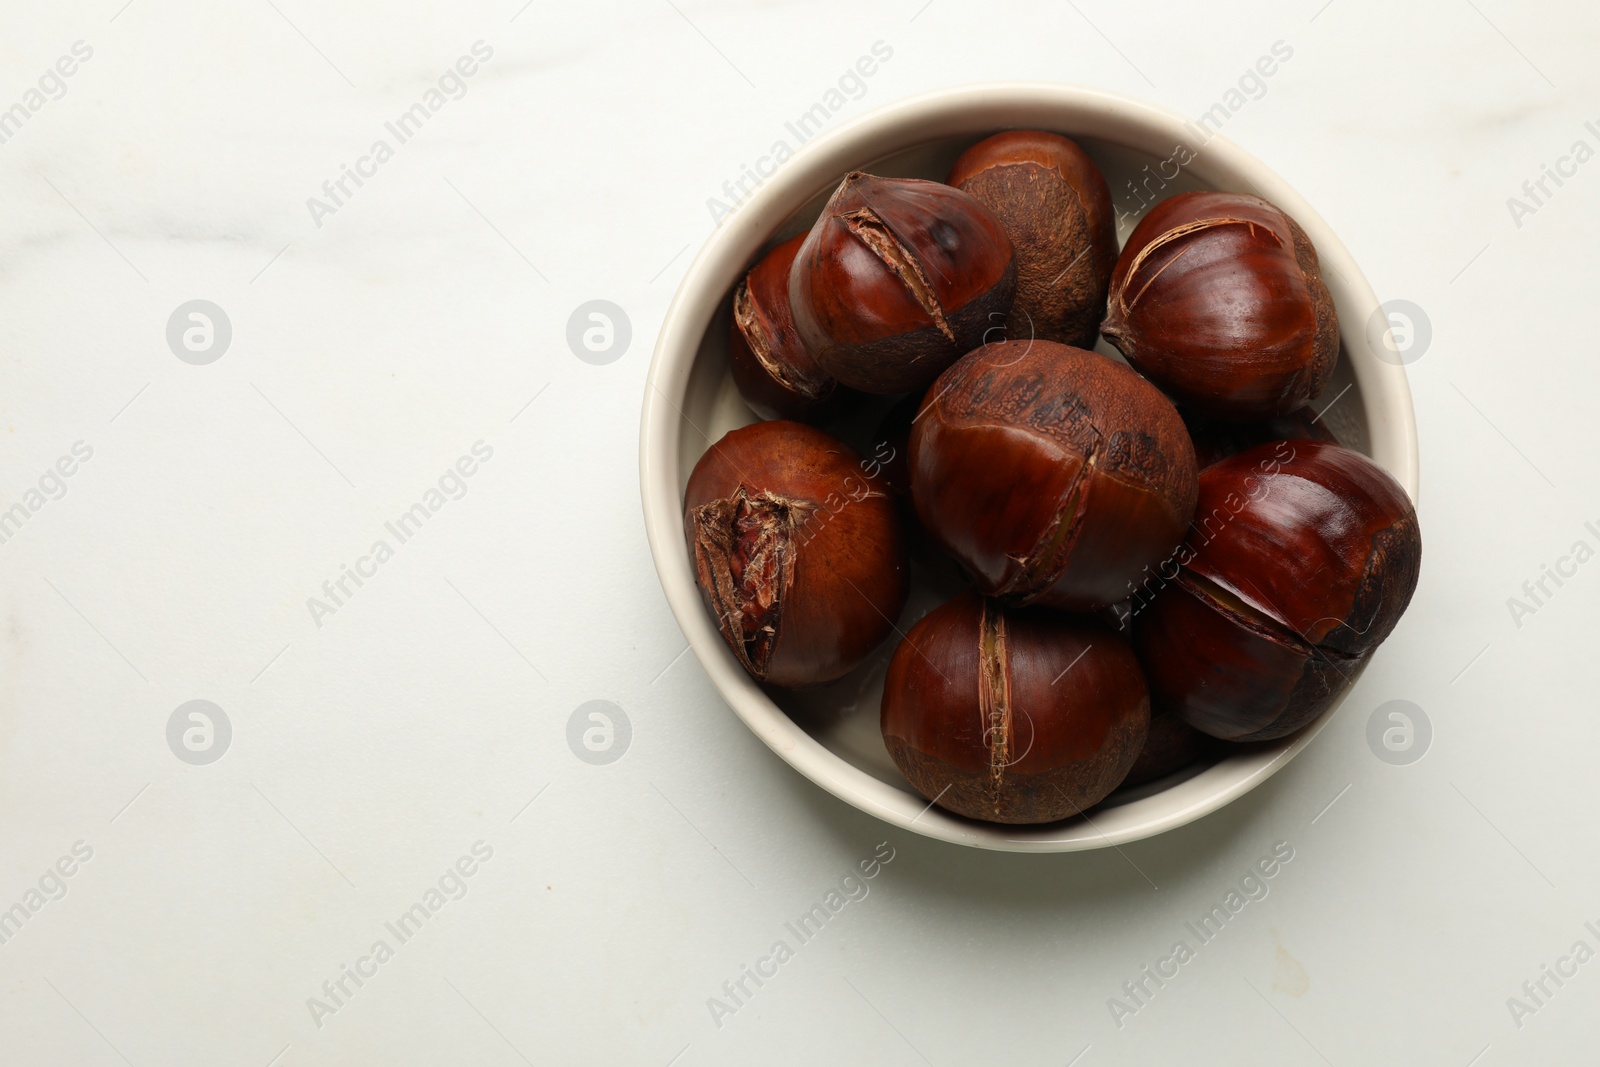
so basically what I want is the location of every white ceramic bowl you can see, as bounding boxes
[640,84,1418,852]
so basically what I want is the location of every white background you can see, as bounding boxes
[0,0,1595,1064]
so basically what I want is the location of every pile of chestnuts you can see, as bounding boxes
[684,130,1421,826]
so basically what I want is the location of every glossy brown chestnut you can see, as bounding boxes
[789,172,1016,395]
[684,420,908,688]
[1135,439,1421,742]
[1121,711,1217,789]
[947,130,1117,348]
[881,591,1148,824]
[910,340,1199,611]
[1184,405,1338,469]
[729,234,838,421]
[1101,191,1339,420]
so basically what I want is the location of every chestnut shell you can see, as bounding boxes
[1135,439,1421,741]
[728,233,837,421]
[789,172,1016,395]
[683,420,909,688]
[948,130,1117,349]
[881,591,1148,824]
[1101,191,1338,420]
[910,340,1198,611]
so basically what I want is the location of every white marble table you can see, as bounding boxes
[1,0,1595,1063]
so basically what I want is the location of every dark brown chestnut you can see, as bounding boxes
[1101,191,1339,420]
[684,420,909,688]
[910,339,1198,611]
[947,130,1117,348]
[729,233,838,421]
[881,591,1148,824]
[1135,439,1421,742]
[1184,405,1338,469]
[789,172,1016,395]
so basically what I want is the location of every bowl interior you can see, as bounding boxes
[644,86,1416,851]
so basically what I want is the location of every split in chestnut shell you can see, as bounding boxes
[728,233,838,421]
[909,340,1199,612]
[1101,190,1339,420]
[683,420,909,688]
[881,591,1149,824]
[1134,439,1421,742]
[789,172,1016,395]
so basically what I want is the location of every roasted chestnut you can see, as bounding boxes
[1184,405,1338,469]
[729,233,838,421]
[1135,439,1421,741]
[910,339,1198,611]
[881,591,1148,824]
[947,130,1117,348]
[1101,191,1338,420]
[684,420,908,687]
[789,172,1016,395]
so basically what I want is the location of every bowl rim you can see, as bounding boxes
[639,82,1418,853]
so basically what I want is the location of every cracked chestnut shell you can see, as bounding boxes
[789,172,1016,395]
[1135,440,1421,742]
[881,591,1149,824]
[729,234,838,421]
[948,130,1117,348]
[1101,191,1339,420]
[910,340,1199,612]
[684,420,908,688]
